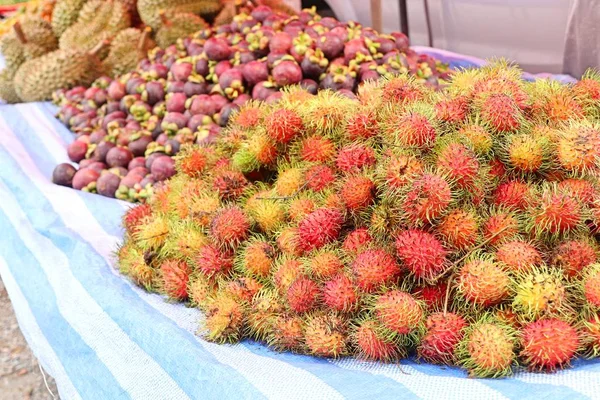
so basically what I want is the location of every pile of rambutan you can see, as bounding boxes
[117,60,600,378]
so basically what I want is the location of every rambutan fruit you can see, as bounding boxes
[558,178,597,206]
[402,173,452,224]
[210,206,250,246]
[222,277,263,303]
[161,220,207,260]
[582,264,600,309]
[418,312,467,364]
[381,75,426,104]
[435,96,469,124]
[342,228,372,255]
[395,229,448,281]
[573,70,600,108]
[247,289,283,341]
[478,93,522,133]
[520,319,580,372]
[245,195,286,234]
[287,277,320,313]
[556,122,600,173]
[275,166,305,197]
[527,186,584,238]
[381,105,437,148]
[212,169,248,200]
[274,257,303,291]
[231,102,265,129]
[581,314,600,358]
[303,313,348,358]
[204,294,246,344]
[482,210,521,245]
[346,111,378,140]
[377,151,423,191]
[176,147,209,178]
[123,203,152,236]
[551,239,597,277]
[459,124,493,156]
[414,281,448,311]
[297,136,336,163]
[135,215,169,251]
[512,267,570,321]
[188,194,221,227]
[488,158,507,180]
[492,180,530,211]
[335,143,376,172]
[457,318,516,378]
[436,208,479,251]
[352,319,402,362]
[188,273,216,310]
[306,164,336,192]
[373,290,424,339]
[277,227,303,257]
[504,133,550,174]
[195,244,233,278]
[435,142,480,189]
[159,259,191,300]
[297,208,344,252]
[236,238,275,278]
[322,274,358,313]
[117,243,155,290]
[367,200,403,237]
[287,197,316,222]
[300,91,357,137]
[340,175,375,211]
[496,240,542,273]
[305,249,343,279]
[456,256,510,307]
[265,108,304,144]
[351,248,400,292]
[232,133,278,172]
[268,314,305,351]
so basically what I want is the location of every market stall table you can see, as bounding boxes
[0,51,595,400]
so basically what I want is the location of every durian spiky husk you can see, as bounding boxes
[0,16,58,72]
[51,0,88,37]
[104,28,156,77]
[155,12,208,48]
[137,0,219,30]
[14,48,105,102]
[59,0,131,57]
[0,69,21,104]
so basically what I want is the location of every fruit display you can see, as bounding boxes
[115,61,600,378]
[0,0,298,103]
[51,6,448,202]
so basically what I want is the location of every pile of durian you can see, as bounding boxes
[0,0,297,103]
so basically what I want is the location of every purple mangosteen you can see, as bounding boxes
[52,163,77,187]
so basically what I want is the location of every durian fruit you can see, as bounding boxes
[0,16,58,72]
[137,0,219,31]
[51,0,88,37]
[14,42,106,102]
[104,27,155,77]
[59,0,131,56]
[155,11,208,48]
[0,69,21,104]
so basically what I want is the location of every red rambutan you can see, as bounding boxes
[335,143,376,172]
[223,277,263,302]
[269,315,304,351]
[287,277,320,313]
[160,259,191,300]
[303,314,347,357]
[298,208,344,252]
[374,290,424,336]
[352,248,400,292]
[287,197,316,222]
[265,108,304,144]
[204,295,245,343]
[529,189,583,237]
[342,228,372,255]
[352,319,402,362]
[380,152,423,190]
[210,206,250,246]
[435,96,469,124]
[583,265,600,308]
[559,178,597,206]
[436,209,479,250]
[233,105,264,129]
[496,241,542,273]
[277,227,303,257]
[274,258,303,291]
[340,175,375,211]
[479,93,522,132]
[402,173,452,224]
[306,164,336,192]
[552,239,597,277]
[483,211,520,245]
[346,111,378,139]
[298,136,336,163]
[381,76,425,103]
[196,245,233,277]
[177,149,208,178]
[418,312,467,364]
[414,281,448,310]
[239,240,275,278]
[436,143,480,189]
[123,203,152,236]
[385,111,437,148]
[306,250,343,279]
[556,124,600,173]
[457,258,510,307]
[520,319,580,372]
[322,274,358,312]
[459,124,493,155]
[493,180,530,211]
[395,229,448,281]
[213,170,248,200]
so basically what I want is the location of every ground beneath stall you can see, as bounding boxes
[0,279,58,400]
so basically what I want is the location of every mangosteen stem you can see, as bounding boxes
[13,22,27,44]
[440,225,510,315]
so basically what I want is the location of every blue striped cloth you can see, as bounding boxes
[1,101,600,400]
